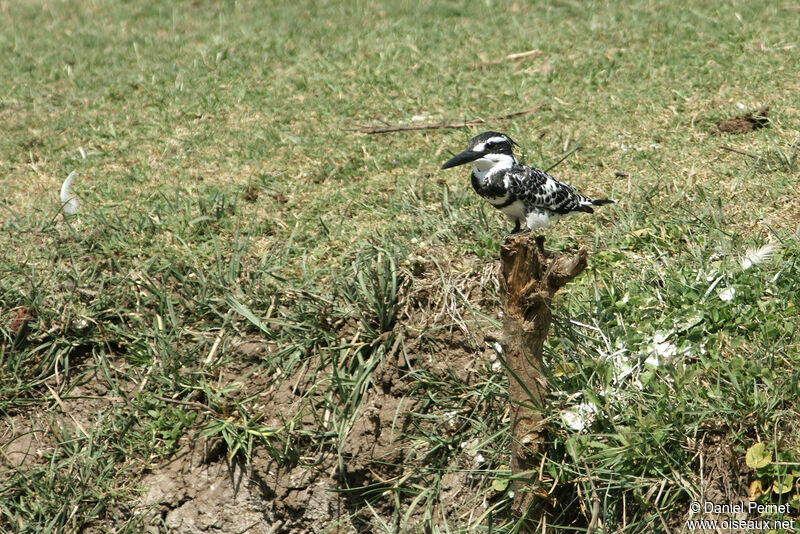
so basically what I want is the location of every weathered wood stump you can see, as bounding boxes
[499,233,587,527]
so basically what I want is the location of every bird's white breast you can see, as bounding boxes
[525,210,557,230]
[472,154,515,183]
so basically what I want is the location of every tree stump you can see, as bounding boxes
[499,233,587,527]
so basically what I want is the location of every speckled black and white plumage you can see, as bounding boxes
[441,131,614,234]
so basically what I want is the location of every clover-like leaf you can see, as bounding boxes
[773,473,794,495]
[492,478,510,492]
[745,442,771,469]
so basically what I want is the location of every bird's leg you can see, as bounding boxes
[505,219,531,239]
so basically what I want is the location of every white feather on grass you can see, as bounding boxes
[60,171,79,215]
[739,243,779,271]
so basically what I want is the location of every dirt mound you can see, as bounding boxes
[717,106,770,134]
[139,446,266,533]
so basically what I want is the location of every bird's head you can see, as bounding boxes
[441,131,518,172]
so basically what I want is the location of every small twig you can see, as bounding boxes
[583,461,601,533]
[0,443,19,469]
[654,505,672,534]
[348,106,543,134]
[204,329,225,365]
[719,145,759,159]
[265,295,276,320]
[480,49,543,66]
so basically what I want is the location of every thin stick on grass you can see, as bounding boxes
[479,49,543,67]
[204,330,225,365]
[47,385,90,439]
[719,145,759,159]
[348,106,543,134]
[545,142,582,172]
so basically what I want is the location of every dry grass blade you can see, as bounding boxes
[479,49,543,66]
[348,106,543,134]
[583,462,601,533]
[47,385,90,439]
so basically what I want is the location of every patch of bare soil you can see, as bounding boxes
[0,359,119,477]
[669,433,752,532]
[717,106,770,134]
[0,412,52,471]
[135,351,485,533]
[138,445,263,533]
[134,255,499,533]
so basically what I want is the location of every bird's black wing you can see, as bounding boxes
[507,165,593,214]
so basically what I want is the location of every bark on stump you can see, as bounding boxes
[499,234,587,527]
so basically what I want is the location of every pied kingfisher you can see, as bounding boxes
[441,131,614,235]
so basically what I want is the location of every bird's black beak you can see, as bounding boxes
[441,150,482,169]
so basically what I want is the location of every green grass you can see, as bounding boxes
[1,0,799,532]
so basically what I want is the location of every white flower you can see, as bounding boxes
[651,331,677,360]
[560,402,598,432]
[718,287,736,302]
[653,331,670,345]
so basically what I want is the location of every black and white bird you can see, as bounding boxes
[441,131,614,235]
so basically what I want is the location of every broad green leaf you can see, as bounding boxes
[492,479,510,492]
[773,473,794,495]
[745,443,771,469]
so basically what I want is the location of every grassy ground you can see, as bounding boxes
[1,0,799,532]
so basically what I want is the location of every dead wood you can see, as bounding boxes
[719,145,759,159]
[499,233,587,529]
